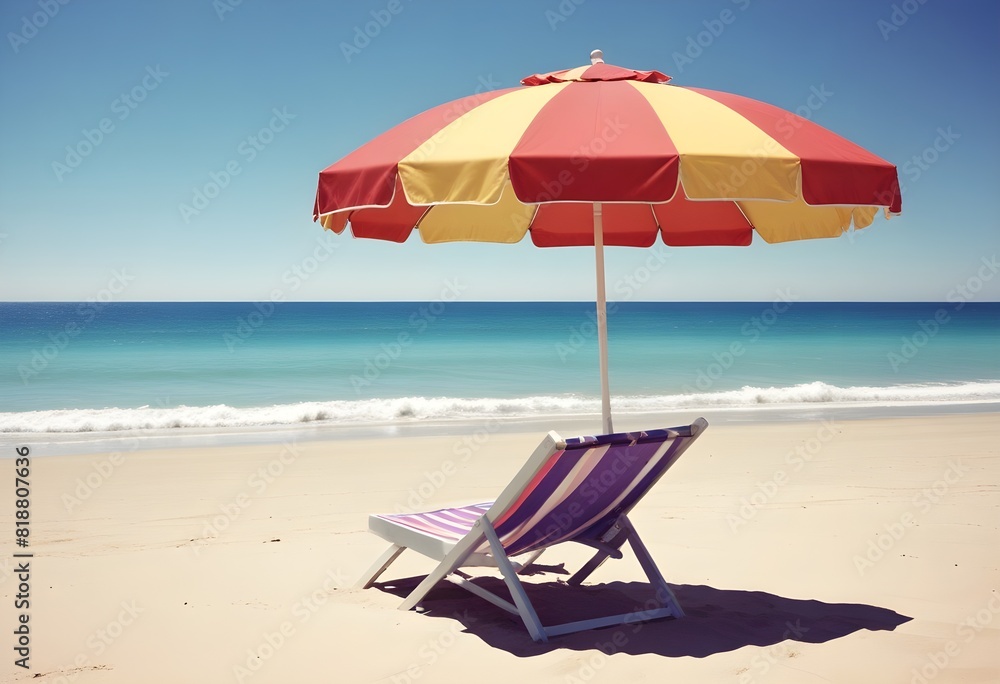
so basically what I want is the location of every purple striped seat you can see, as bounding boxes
[492,428,687,556]
[374,503,492,542]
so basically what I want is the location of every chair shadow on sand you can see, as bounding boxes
[374,568,912,657]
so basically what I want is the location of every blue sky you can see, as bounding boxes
[1,0,997,302]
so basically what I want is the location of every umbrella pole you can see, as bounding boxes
[593,202,614,434]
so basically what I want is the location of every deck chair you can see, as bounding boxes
[357,418,708,642]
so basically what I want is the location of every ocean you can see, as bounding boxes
[1,301,998,433]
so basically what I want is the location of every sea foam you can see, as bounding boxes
[3,381,999,433]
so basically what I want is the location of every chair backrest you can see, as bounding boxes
[486,418,707,556]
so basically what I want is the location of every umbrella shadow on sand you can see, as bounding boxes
[374,571,912,657]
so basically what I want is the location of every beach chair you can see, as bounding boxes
[357,418,708,642]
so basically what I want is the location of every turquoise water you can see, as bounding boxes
[1,302,998,431]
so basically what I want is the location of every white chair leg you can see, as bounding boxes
[514,549,546,575]
[568,524,628,585]
[568,549,612,586]
[621,516,684,618]
[398,524,486,612]
[356,544,405,589]
[482,521,548,642]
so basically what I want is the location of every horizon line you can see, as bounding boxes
[3,300,999,305]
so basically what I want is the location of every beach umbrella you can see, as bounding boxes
[314,50,901,434]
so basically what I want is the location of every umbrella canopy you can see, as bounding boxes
[314,50,902,432]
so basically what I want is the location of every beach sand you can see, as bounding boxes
[3,413,999,683]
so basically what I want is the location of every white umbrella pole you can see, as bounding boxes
[593,202,614,434]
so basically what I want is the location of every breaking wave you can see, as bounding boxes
[3,381,999,433]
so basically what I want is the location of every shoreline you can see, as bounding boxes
[6,400,1000,457]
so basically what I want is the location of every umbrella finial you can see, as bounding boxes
[590,49,604,65]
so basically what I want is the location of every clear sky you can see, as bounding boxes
[1,0,997,302]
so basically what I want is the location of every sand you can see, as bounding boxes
[2,412,999,683]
